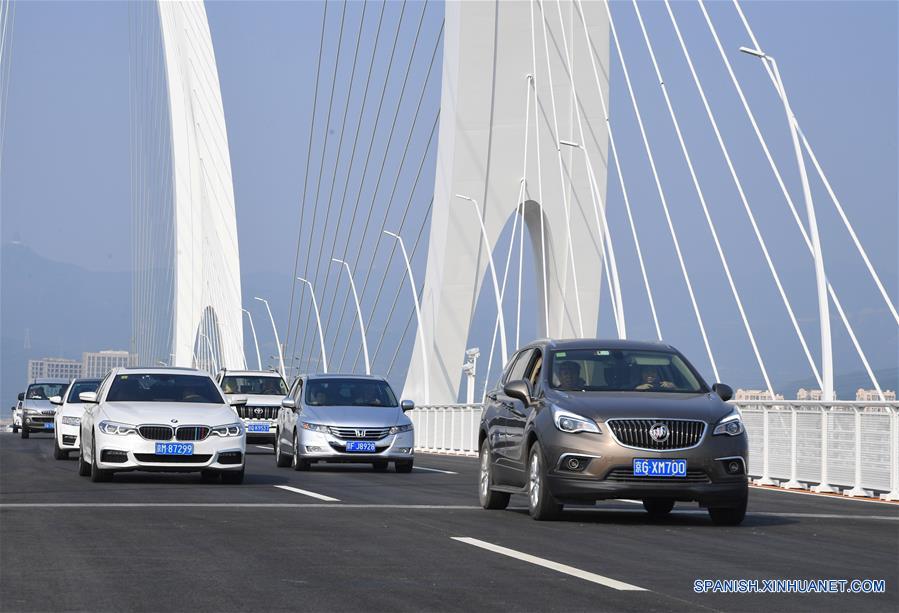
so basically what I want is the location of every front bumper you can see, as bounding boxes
[93,431,246,472]
[56,422,80,450]
[540,428,748,506]
[23,415,55,433]
[297,428,414,463]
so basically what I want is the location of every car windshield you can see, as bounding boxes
[66,380,100,403]
[220,375,287,396]
[106,374,224,403]
[26,383,68,400]
[305,378,398,407]
[548,349,705,393]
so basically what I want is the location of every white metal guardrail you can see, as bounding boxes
[410,401,899,501]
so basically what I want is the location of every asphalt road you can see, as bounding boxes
[1,432,896,612]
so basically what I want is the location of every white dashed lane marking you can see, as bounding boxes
[274,485,340,502]
[414,466,458,475]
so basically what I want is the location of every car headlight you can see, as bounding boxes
[552,407,601,434]
[713,412,744,436]
[389,423,413,435]
[302,422,329,433]
[211,423,244,437]
[61,416,81,426]
[98,420,137,436]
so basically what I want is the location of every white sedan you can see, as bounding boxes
[78,367,247,484]
[50,378,101,459]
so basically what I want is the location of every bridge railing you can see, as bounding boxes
[410,400,899,500]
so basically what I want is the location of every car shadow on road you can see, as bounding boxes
[506,507,796,527]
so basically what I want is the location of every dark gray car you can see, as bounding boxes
[478,339,748,524]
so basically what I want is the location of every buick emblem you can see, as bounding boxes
[254,408,264,416]
[649,423,670,443]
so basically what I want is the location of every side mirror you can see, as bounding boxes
[712,383,733,402]
[49,396,64,406]
[281,398,296,410]
[10,407,15,412]
[229,395,248,407]
[79,392,98,404]
[504,379,533,405]
[17,393,24,401]
[400,399,414,412]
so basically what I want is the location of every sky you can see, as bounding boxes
[1,0,896,399]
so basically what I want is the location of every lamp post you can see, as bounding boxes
[383,231,429,403]
[462,347,480,405]
[455,194,508,365]
[740,46,833,401]
[253,296,285,377]
[241,308,262,370]
[331,258,371,375]
[296,277,329,373]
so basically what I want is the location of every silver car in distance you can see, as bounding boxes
[78,367,248,484]
[275,374,415,473]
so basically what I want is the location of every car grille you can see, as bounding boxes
[28,416,53,424]
[134,454,212,464]
[327,426,391,440]
[605,467,710,483]
[138,426,174,441]
[236,405,279,420]
[606,419,705,450]
[175,426,210,441]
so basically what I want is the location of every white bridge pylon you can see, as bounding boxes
[406,1,613,404]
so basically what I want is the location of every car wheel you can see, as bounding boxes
[11,424,18,433]
[527,442,561,520]
[78,439,91,476]
[708,494,747,526]
[221,468,245,485]
[395,460,413,473]
[275,430,291,468]
[372,461,388,472]
[291,431,310,471]
[20,426,29,439]
[478,439,510,510]
[642,498,675,519]
[89,438,113,483]
[200,470,220,483]
[53,436,68,460]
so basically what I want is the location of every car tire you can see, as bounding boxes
[478,439,510,510]
[11,424,18,433]
[291,431,310,471]
[708,494,747,526]
[372,461,388,472]
[20,426,29,439]
[395,460,413,473]
[200,470,220,483]
[221,468,245,485]
[642,498,675,519]
[53,436,68,460]
[89,438,113,483]
[275,431,291,468]
[78,440,91,476]
[527,442,562,520]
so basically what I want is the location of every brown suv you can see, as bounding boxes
[478,339,748,524]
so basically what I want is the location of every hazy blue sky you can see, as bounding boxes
[1,0,896,398]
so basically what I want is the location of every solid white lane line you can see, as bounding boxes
[0,503,480,509]
[452,537,647,591]
[414,466,458,475]
[254,445,273,450]
[618,499,642,504]
[274,485,340,502]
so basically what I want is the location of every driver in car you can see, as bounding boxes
[556,361,586,390]
[635,366,676,391]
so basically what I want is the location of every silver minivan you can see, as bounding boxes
[275,374,415,473]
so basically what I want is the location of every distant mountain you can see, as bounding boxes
[777,367,898,400]
[0,244,131,404]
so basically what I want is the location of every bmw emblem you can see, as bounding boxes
[649,423,670,443]
[170,419,179,424]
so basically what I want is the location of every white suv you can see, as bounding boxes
[78,367,248,483]
[215,370,287,442]
[50,378,101,459]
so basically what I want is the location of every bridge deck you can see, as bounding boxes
[1,433,896,612]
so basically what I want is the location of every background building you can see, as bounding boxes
[856,388,896,401]
[734,389,785,401]
[27,358,81,381]
[797,388,838,401]
[81,350,137,378]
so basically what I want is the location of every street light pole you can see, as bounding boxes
[241,308,262,370]
[253,296,285,377]
[331,258,371,375]
[740,46,833,400]
[383,230,429,403]
[455,194,508,366]
[296,277,329,373]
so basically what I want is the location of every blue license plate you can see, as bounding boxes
[155,442,194,456]
[633,458,687,477]
[43,423,54,429]
[247,423,270,432]
[346,441,376,453]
